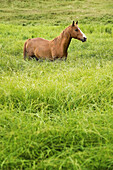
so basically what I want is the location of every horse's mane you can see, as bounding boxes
[52,25,71,42]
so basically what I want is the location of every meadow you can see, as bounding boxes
[0,0,113,169]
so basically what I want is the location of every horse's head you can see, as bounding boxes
[70,21,87,42]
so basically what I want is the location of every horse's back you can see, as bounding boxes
[27,37,49,47]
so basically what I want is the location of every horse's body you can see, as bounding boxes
[24,21,87,61]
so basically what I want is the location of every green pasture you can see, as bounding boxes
[0,0,113,25]
[0,0,113,169]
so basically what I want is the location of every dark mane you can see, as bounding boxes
[52,26,71,42]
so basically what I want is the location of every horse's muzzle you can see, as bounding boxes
[81,37,87,42]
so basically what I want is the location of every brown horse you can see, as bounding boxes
[23,21,87,61]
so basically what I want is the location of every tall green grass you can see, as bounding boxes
[0,0,113,169]
[0,23,113,169]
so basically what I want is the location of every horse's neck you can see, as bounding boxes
[59,28,72,52]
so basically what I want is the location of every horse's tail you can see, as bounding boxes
[23,40,28,60]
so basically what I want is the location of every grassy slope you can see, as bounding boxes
[0,0,113,169]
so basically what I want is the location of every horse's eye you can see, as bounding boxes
[75,29,78,32]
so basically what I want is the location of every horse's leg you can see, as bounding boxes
[26,51,36,61]
[64,56,67,61]
[64,52,68,61]
[24,54,31,60]
[34,49,42,61]
[32,55,39,61]
[52,56,57,61]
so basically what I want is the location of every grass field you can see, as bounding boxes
[0,0,113,169]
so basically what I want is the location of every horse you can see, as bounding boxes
[23,21,87,61]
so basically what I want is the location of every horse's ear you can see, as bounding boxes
[76,21,78,25]
[72,21,75,26]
